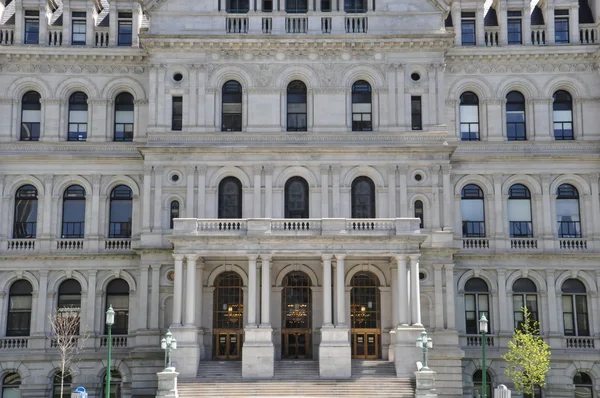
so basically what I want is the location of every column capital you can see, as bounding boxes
[409,253,421,262]
[398,165,409,174]
[172,254,185,262]
[395,254,408,263]
[197,165,207,175]
[331,165,341,174]
[442,165,452,175]
[334,254,346,261]
[320,165,330,174]
[260,254,272,262]
[263,165,275,175]
[321,254,333,262]
[185,254,199,262]
[248,254,259,261]
[253,165,263,175]
[444,263,455,270]
[432,264,444,271]
[387,165,397,175]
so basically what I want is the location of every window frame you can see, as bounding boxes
[351,177,376,219]
[561,279,589,337]
[508,184,533,238]
[464,278,491,335]
[473,370,493,398]
[105,279,130,335]
[222,81,243,132]
[507,10,522,45]
[24,11,39,45]
[461,12,476,46]
[71,12,86,45]
[553,90,573,140]
[411,96,422,130]
[573,372,594,398]
[286,0,308,13]
[108,185,133,239]
[114,92,134,142]
[512,278,538,331]
[461,184,486,238]
[287,80,308,132]
[351,80,372,132]
[20,91,41,141]
[13,184,38,239]
[218,177,243,219]
[6,280,33,337]
[556,184,581,238]
[1,372,21,397]
[554,10,570,44]
[171,96,183,131]
[284,177,310,219]
[227,0,250,13]
[459,92,480,141]
[506,91,526,141]
[344,0,366,13]
[117,13,133,46]
[414,200,424,229]
[61,185,86,239]
[68,92,88,141]
[169,200,180,229]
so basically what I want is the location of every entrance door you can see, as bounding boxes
[213,272,244,360]
[281,272,312,359]
[350,272,381,359]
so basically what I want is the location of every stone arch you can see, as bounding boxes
[101,175,141,197]
[564,362,600,382]
[275,65,320,90]
[496,76,540,99]
[505,270,547,293]
[276,263,319,287]
[275,166,319,188]
[163,193,185,208]
[345,263,386,286]
[502,175,542,196]
[4,175,45,197]
[161,293,174,309]
[208,65,253,90]
[101,77,147,100]
[0,362,31,381]
[448,76,494,101]
[555,270,597,293]
[463,360,499,384]
[544,75,590,98]
[342,166,385,188]
[408,194,431,209]
[55,77,100,100]
[48,271,89,295]
[52,175,94,197]
[0,271,40,294]
[97,270,137,293]
[341,64,386,89]
[550,174,591,196]
[208,166,252,189]
[6,76,53,99]
[207,264,248,287]
[454,175,494,196]
[457,269,498,293]
[93,359,132,383]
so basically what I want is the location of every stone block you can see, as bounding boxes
[415,370,437,398]
[319,327,351,379]
[156,370,178,398]
[242,327,274,379]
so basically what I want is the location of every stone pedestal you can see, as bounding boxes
[415,370,437,398]
[156,369,178,398]
[318,327,351,379]
[242,327,274,379]
[170,327,203,378]
[392,326,425,377]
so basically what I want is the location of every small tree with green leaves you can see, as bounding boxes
[502,307,551,396]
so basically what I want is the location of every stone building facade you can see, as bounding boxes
[0,0,599,396]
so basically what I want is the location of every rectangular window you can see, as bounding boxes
[411,96,422,130]
[507,11,522,45]
[172,96,183,131]
[24,11,39,45]
[321,0,331,12]
[461,12,476,46]
[555,10,569,44]
[118,12,133,46]
[263,0,273,11]
[71,12,86,45]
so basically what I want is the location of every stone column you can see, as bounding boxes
[523,5,531,45]
[150,265,160,329]
[38,6,48,46]
[253,165,262,218]
[546,6,555,45]
[442,166,453,231]
[569,4,579,44]
[86,270,97,334]
[388,165,397,218]
[320,166,329,218]
[390,261,398,327]
[247,255,258,326]
[541,174,553,238]
[332,165,341,218]
[264,166,273,218]
[185,255,197,326]
[322,255,333,326]
[398,166,408,217]
[476,5,485,46]
[590,174,600,238]
[14,3,23,45]
[546,270,559,334]
[35,271,49,335]
[497,269,508,333]
[429,165,441,230]
[153,167,163,232]
[197,166,207,218]
[493,174,504,238]
[171,254,184,327]
[445,264,456,329]
[138,266,149,331]
[108,4,117,46]
[335,254,346,326]
[498,5,508,46]
[433,265,444,331]
[451,4,461,46]
[186,167,195,218]
[260,255,271,326]
[142,167,152,232]
[397,255,409,326]
[410,254,422,326]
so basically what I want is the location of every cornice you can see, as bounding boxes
[453,142,600,156]
[0,143,142,156]
[1,62,147,75]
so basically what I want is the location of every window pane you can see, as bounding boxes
[461,200,484,221]
[69,110,87,123]
[115,111,134,123]
[460,105,479,122]
[508,199,532,221]
[478,295,489,312]
[556,199,580,220]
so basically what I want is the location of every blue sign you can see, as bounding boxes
[71,386,87,398]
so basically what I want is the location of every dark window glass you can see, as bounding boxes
[508,184,532,237]
[573,372,593,398]
[117,20,132,46]
[218,177,243,219]
[6,280,33,337]
[62,185,86,238]
[105,279,129,335]
[214,272,244,329]
[52,372,72,398]
[411,96,422,130]
[523,385,543,398]
[114,93,134,141]
[555,13,569,43]
[21,91,41,141]
[282,272,312,329]
[461,184,485,237]
[461,12,476,45]
[109,185,132,238]
[71,17,86,45]
[58,279,82,309]
[285,177,309,218]
[473,370,493,398]
[556,184,580,238]
[513,278,538,331]
[460,92,479,141]
[350,272,379,329]
[287,81,307,132]
[102,370,122,398]
[507,11,522,44]
[562,279,589,336]
[227,0,250,13]
[222,81,242,132]
[286,0,308,13]
[68,92,88,141]
[344,0,366,13]
[506,91,526,141]
[553,90,573,140]
[13,185,38,239]
[321,0,331,12]
[172,96,183,131]
[414,200,424,228]
[465,278,490,335]
[1,373,21,397]
[24,16,39,44]
[352,80,372,132]
[263,0,273,11]
[351,177,375,218]
[170,201,179,229]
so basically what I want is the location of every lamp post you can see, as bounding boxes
[161,330,178,371]
[105,305,115,398]
[415,330,433,371]
[479,314,489,398]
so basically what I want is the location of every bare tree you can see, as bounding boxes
[48,308,89,397]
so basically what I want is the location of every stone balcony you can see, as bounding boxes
[2,237,134,255]
[459,237,592,253]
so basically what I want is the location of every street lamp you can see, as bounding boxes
[415,330,433,371]
[479,314,489,398]
[161,330,178,371]
[105,305,115,398]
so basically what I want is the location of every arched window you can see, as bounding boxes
[109,185,133,238]
[58,279,82,310]
[508,184,532,238]
[562,279,589,336]
[460,92,480,141]
[285,177,309,218]
[6,280,33,337]
[169,200,180,229]
[573,372,593,398]
[345,0,366,13]
[102,370,122,398]
[226,0,249,13]
[13,185,38,239]
[506,91,526,141]
[512,278,538,331]
[473,370,492,398]
[218,177,243,219]
[222,81,242,132]
[461,184,485,237]
[414,200,424,229]
[287,81,307,132]
[351,177,375,218]
[21,91,41,141]
[1,373,21,398]
[105,279,130,335]
[68,92,88,141]
[114,93,134,142]
[556,184,580,238]
[464,278,490,334]
[52,371,72,398]
[281,272,313,359]
[286,0,308,13]
[213,272,244,360]
[553,90,573,140]
[61,185,86,238]
[352,81,372,131]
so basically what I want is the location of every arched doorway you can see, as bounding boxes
[281,272,312,359]
[213,272,244,360]
[350,272,381,359]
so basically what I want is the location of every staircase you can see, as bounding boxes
[178,360,415,397]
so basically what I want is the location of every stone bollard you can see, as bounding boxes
[156,368,179,398]
[414,370,438,398]
[494,385,511,398]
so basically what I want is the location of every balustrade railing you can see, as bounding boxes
[99,335,128,347]
[484,27,499,46]
[510,238,538,250]
[565,337,596,349]
[226,16,248,33]
[558,238,587,251]
[464,335,495,347]
[462,238,490,250]
[7,239,36,251]
[0,337,28,350]
[48,27,62,46]
[321,17,332,33]
[56,239,85,250]
[262,17,272,33]
[345,16,367,33]
[272,219,318,231]
[197,220,247,232]
[286,17,308,33]
[0,27,14,45]
[104,238,132,250]
[346,219,395,232]
[531,25,546,45]
[579,24,598,44]
[94,28,109,47]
